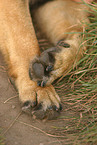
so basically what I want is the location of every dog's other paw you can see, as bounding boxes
[45,38,82,86]
[29,47,60,87]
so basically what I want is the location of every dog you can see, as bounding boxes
[0,0,89,119]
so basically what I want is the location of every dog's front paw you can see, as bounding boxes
[21,85,62,120]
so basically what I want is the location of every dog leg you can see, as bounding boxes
[0,0,61,119]
[33,0,89,85]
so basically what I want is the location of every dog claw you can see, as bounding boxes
[46,65,53,72]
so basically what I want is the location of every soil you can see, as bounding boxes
[0,52,70,145]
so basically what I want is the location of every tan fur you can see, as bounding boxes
[0,0,40,102]
[0,0,89,119]
[34,0,89,44]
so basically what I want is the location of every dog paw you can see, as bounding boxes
[29,47,59,87]
[29,40,71,87]
[21,85,62,120]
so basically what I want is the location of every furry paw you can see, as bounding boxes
[29,40,70,87]
[22,85,62,120]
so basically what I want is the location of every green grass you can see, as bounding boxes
[53,2,97,145]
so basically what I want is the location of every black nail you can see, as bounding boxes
[34,103,42,110]
[53,105,58,111]
[48,106,53,110]
[62,43,70,48]
[41,81,46,87]
[33,101,37,106]
[57,40,70,48]
[23,101,30,107]
[46,65,53,72]
[37,81,41,86]
[59,104,63,111]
